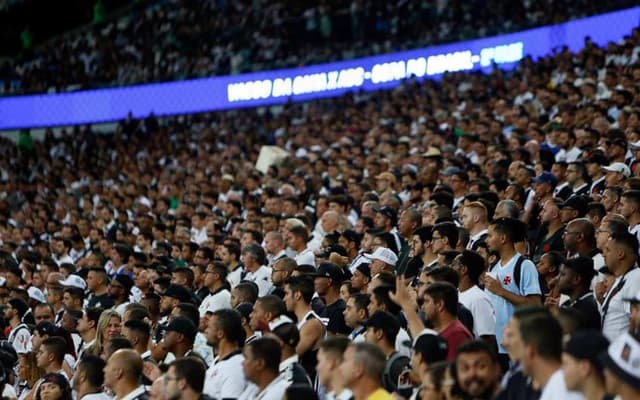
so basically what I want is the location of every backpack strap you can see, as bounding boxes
[514,255,525,291]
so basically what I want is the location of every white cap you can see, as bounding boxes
[59,274,87,290]
[268,314,294,331]
[366,247,398,267]
[137,196,152,209]
[602,332,640,387]
[0,277,5,288]
[27,286,45,303]
[602,162,631,178]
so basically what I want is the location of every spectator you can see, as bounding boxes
[455,340,502,400]
[314,263,350,335]
[601,332,640,400]
[561,330,610,400]
[240,337,288,399]
[165,358,207,400]
[316,336,351,400]
[339,342,393,400]
[103,350,146,400]
[73,355,108,400]
[241,244,273,297]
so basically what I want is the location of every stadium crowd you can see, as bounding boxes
[2,13,640,400]
[0,0,636,95]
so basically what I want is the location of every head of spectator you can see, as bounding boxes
[90,310,122,357]
[271,257,296,288]
[431,222,458,256]
[249,295,285,332]
[61,286,84,311]
[312,262,343,303]
[4,298,28,328]
[559,196,589,224]
[397,209,421,239]
[101,336,133,361]
[161,316,197,358]
[242,243,267,273]
[364,311,399,357]
[603,231,638,276]
[367,247,397,276]
[603,162,630,187]
[339,342,389,399]
[35,373,72,400]
[455,339,501,400]
[316,336,351,395]
[36,336,66,374]
[374,206,397,233]
[122,320,151,357]
[350,263,371,293]
[103,349,144,399]
[85,268,109,296]
[517,309,565,392]
[619,189,640,226]
[242,337,283,393]
[160,284,192,315]
[408,332,448,381]
[33,302,54,324]
[601,186,623,212]
[422,282,459,331]
[561,330,610,399]
[165,357,207,400]
[217,242,241,271]
[230,281,259,308]
[557,256,595,300]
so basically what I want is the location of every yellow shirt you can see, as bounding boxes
[367,388,394,400]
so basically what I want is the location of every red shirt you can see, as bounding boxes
[440,320,473,360]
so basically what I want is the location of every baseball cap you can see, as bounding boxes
[375,206,397,224]
[531,172,558,187]
[35,322,59,337]
[366,247,398,267]
[600,331,640,387]
[623,289,640,304]
[316,244,348,258]
[602,162,631,178]
[27,287,45,303]
[405,332,449,364]
[355,263,371,279]
[312,262,345,282]
[363,311,400,333]
[422,147,442,158]
[113,274,134,293]
[0,277,5,288]
[59,274,87,290]
[161,316,198,342]
[559,196,589,217]
[564,330,609,369]
[161,284,193,303]
[441,166,462,177]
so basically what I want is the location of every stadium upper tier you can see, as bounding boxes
[0,0,635,96]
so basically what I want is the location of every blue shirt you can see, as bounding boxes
[486,254,541,353]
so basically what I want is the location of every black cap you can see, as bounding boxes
[317,244,348,258]
[375,206,398,225]
[363,311,399,332]
[564,330,609,369]
[35,322,59,337]
[355,263,371,279]
[404,332,449,364]
[113,274,134,293]
[161,284,193,303]
[161,316,198,342]
[312,262,344,282]
[584,150,609,166]
[560,195,589,217]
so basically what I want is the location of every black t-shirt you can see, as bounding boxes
[87,293,115,309]
[321,299,350,335]
[562,292,601,331]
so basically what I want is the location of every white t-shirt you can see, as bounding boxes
[602,268,640,341]
[294,247,316,267]
[244,265,273,297]
[539,369,584,400]
[204,350,247,399]
[8,324,31,354]
[238,375,288,400]
[459,285,496,337]
[199,288,231,317]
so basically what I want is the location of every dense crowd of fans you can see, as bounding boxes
[2,12,640,400]
[0,0,636,95]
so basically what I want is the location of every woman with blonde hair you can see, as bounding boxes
[85,310,121,357]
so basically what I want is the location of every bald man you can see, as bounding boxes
[103,349,147,400]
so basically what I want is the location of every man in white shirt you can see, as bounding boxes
[460,201,489,251]
[241,244,273,297]
[103,349,147,400]
[453,251,496,343]
[74,355,111,400]
[5,299,31,355]
[517,309,584,400]
[204,309,248,399]
[239,337,289,400]
[198,261,231,317]
[263,231,287,268]
[561,331,610,400]
[601,231,640,340]
[288,225,316,267]
[164,358,208,400]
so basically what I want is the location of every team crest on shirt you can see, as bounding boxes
[503,276,512,285]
